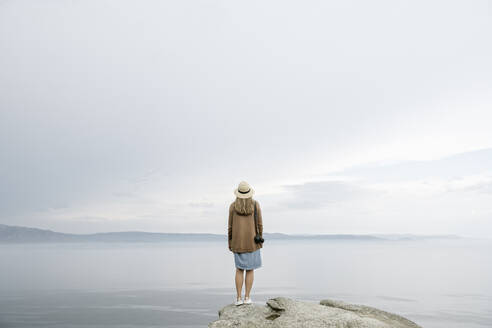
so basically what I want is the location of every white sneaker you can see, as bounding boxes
[243,297,252,304]
[235,298,243,306]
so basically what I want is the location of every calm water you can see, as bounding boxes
[0,239,491,327]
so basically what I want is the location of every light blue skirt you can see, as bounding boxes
[234,248,262,270]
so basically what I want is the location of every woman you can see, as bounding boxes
[228,181,263,306]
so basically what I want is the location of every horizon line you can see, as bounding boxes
[0,223,478,239]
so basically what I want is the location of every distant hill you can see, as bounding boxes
[0,224,462,243]
[0,224,224,243]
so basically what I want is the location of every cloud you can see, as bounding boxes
[276,180,371,210]
[331,148,492,183]
[457,179,492,195]
[188,201,215,208]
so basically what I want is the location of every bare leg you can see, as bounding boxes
[235,268,244,300]
[245,269,254,299]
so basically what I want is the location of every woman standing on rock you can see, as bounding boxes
[228,181,264,306]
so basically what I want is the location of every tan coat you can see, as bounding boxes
[228,200,263,253]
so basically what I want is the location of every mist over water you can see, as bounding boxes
[1,239,491,328]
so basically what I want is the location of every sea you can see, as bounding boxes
[0,238,491,328]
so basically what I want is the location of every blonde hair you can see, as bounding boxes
[233,197,254,215]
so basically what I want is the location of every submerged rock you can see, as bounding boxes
[208,297,422,328]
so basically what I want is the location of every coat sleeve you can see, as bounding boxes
[228,204,233,251]
[257,201,263,236]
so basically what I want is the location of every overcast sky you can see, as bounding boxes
[1,0,491,237]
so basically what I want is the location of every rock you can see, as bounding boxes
[208,297,422,328]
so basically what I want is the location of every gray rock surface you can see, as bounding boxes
[209,297,422,328]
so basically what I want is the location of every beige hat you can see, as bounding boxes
[234,181,255,198]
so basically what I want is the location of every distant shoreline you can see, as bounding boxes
[0,223,467,243]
